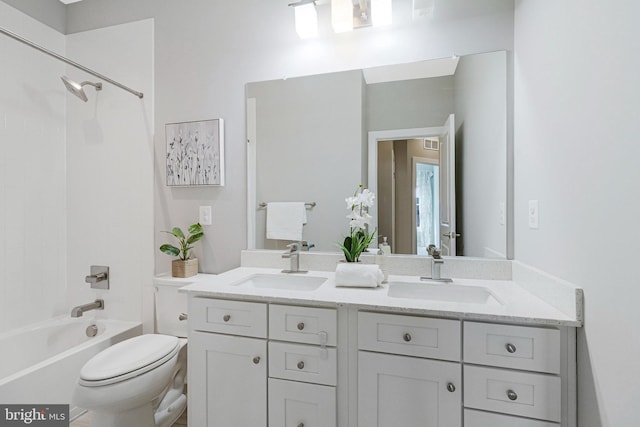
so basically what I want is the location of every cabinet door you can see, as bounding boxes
[189,331,267,427]
[358,351,461,427]
[268,378,336,427]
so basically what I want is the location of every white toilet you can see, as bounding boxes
[73,283,188,427]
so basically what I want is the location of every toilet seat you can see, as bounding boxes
[79,335,180,387]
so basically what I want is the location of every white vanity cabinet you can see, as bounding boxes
[357,312,463,427]
[188,298,268,426]
[462,322,575,427]
[188,297,337,427]
[267,304,338,427]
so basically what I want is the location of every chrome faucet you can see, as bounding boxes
[421,245,453,283]
[281,243,307,274]
[71,299,104,318]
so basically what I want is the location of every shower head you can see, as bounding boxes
[61,75,102,102]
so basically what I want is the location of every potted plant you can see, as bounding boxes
[338,185,376,262]
[160,223,204,278]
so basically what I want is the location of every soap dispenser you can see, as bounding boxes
[376,237,390,283]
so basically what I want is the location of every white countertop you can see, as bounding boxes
[168,267,582,327]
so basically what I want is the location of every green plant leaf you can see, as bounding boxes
[159,244,180,257]
[172,227,185,239]
[187,232,204,244]
[188,223,202,235]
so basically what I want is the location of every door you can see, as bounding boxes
[439,114,457,255]
[358,351,462,427]
[189,331,267,426]
[412,157,440,255]
[268,378,336,427]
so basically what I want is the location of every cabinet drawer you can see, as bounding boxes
[464,365,561,422]
[190,297,267,338]
[269,305,337,346]
[464,409,559,427]
[358,312,460,361]
[269,341,337,386]
[464,322,561,374]
[268,378,336,427]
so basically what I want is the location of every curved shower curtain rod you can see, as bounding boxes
[0,25,144,99]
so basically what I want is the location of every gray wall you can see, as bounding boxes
[55,0,515,274]
[367,76,455,131]
[514,1,640,425]
[247,70,364,251]
[454,51,507,257]
[0,0,66,32]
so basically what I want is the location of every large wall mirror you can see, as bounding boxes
[246,50,509,259]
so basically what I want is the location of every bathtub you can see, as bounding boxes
[0,315,141,419]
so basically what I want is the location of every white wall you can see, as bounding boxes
[65,19,155,332]
[0,3,66,333]
[514,1,640,425]
[61,0,514,275]
[454,51,507,257]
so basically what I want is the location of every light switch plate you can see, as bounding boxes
[528,200,539,229]
[199,206,212,226]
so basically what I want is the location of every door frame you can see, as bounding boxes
[368,127,442,249]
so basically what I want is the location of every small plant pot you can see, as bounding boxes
[172,258,198,278]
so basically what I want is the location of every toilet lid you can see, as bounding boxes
[80,335,179,384]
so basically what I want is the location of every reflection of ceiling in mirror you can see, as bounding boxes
[363,56,459,84]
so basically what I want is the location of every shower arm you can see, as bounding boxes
[0,25,144,99]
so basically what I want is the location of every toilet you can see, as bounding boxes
[73,282,188,427]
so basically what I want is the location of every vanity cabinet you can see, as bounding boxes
[357,312,462,427]
[188,297,337,427]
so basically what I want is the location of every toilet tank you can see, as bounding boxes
[155,282,188,337]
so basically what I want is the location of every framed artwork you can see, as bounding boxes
[165,118,225,186]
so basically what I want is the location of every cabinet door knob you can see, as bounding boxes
[297,423,304,427]
[506,343,517,353]
[297,322,305,331]
[403,333,412,342]
[446,383,456,393]
[252,356,261,365]
[223,314,231,322]
[178,313,188,321]
[507,389,518,401]
[297,361,305,370]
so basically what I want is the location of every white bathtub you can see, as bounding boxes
[0,316,141,419]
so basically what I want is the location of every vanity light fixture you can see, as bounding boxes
[289,0,318,39]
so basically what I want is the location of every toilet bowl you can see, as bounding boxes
[73,282,188,427]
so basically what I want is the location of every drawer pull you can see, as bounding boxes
[252,356,261,365]
[446,383,456,393]
[223,314,231,322]
[507,389,518,401]
[297,423,304,427]
[297,361,305,370]
[403,333,412,342]
[506,343,517,353]
[297,322,305,331]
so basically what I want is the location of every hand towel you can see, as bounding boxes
[334,263,383,288]
[266,202,307,241]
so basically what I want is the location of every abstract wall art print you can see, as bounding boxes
[166,118,225,186]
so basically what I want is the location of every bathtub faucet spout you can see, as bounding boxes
[71,299,104,318]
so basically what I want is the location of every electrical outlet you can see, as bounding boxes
[199,206,212,226]
[528,200,539,229]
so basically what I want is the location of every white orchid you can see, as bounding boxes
[338,185,377,262]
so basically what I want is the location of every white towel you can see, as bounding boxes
[266,202,307,241]
[334,263,383,288]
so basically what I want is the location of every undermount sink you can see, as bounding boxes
[387,281,503,305]
[232,274,327,291]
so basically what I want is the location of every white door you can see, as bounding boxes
[439,114,457,255]
[189,331,267,426]
[358,351,462,427]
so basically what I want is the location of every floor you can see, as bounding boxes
[70,410,188,427]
